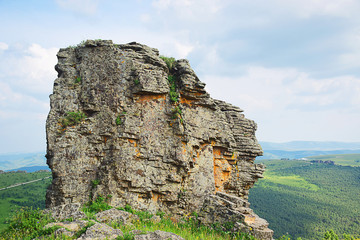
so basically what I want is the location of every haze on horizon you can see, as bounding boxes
[0,0,360,154]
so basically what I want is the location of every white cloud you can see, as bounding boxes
[174,42,194,59]
[140,14,151,23]
[0,42,8,51]
[152,0,224,21]
[0,82,49,114]
[273,0,360,19]
[204,65,360,113]
[152,0,192,10]
[203,66,360,141]
[56,0,100,15]
[0,44,58,94]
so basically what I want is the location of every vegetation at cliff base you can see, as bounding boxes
[249,159,360,239]
[0,198,257,240]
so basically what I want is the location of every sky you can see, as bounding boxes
[0,0,360,154]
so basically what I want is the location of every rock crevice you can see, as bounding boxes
[46,40,272,239]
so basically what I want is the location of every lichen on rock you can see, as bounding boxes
[46,39,273,239]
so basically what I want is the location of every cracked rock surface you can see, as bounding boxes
[46,40,272,239]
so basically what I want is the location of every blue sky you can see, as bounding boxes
[1,0,360,154]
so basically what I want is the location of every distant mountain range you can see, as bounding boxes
[259,141,360,159]
[259,141,360,151]
[7,165,50,172]
[1,141,360,170]
[0,152,46,171]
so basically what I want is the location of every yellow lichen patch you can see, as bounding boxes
[136,94,166,103]
[244,215,256,224]
[133,147,141,158]
[179,97,194,106]
[128,139,137,147]
[181,141,187,154]
[151,192,161,202]
[183,92,204,98]
[137,194,143,201]
[213,148,233,193]
[213,147,222,159]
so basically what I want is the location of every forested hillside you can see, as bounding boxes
[0,172,51,230]
[249,159,360,239]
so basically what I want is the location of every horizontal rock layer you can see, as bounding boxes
[46,40,271,239]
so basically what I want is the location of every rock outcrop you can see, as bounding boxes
[43,204,185,240]
[46,40,272,239]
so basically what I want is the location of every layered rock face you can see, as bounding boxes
[46,40,272,239]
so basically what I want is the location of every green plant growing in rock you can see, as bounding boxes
[171,106,182,119]
[168,75,179,103]
[116,116,122,125]
[83,194,112,214]
[75,76,81,84]
[117,232,135,240]
[78,40,86,46]
[91,179,100,188]
[160,56,176,70]
[72,221,96,238]
[59,111,86,129]
[171,106,183,124]
[134,78,140,85]
[115,111,126,126]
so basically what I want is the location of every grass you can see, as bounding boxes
[113,206,257,240]
[0,172,51,230]
[168,75,179,103]
[308,154,360,167]
[160,56,176,70]
[263,173,319,191]
[58,111,86,129]
[0,197,258,240]
[0,207,55,240]
[171,106,182,121]
[115,112,126,126]
[82,195,112,214]
[74,76,81,84]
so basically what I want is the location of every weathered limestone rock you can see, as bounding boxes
[199,192,273,239]
[44,203,86,220]
[46,40,272,239]
[134,230,185,240]
[45,220,88,232]
[95,208,137,224]
[77,222,123,240]
[53,228,74,238]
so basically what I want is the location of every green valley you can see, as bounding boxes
[249,158,360,239]
[0,172,51,230]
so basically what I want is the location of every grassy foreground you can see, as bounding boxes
[1,196,357,240]
[0,197,256,240]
